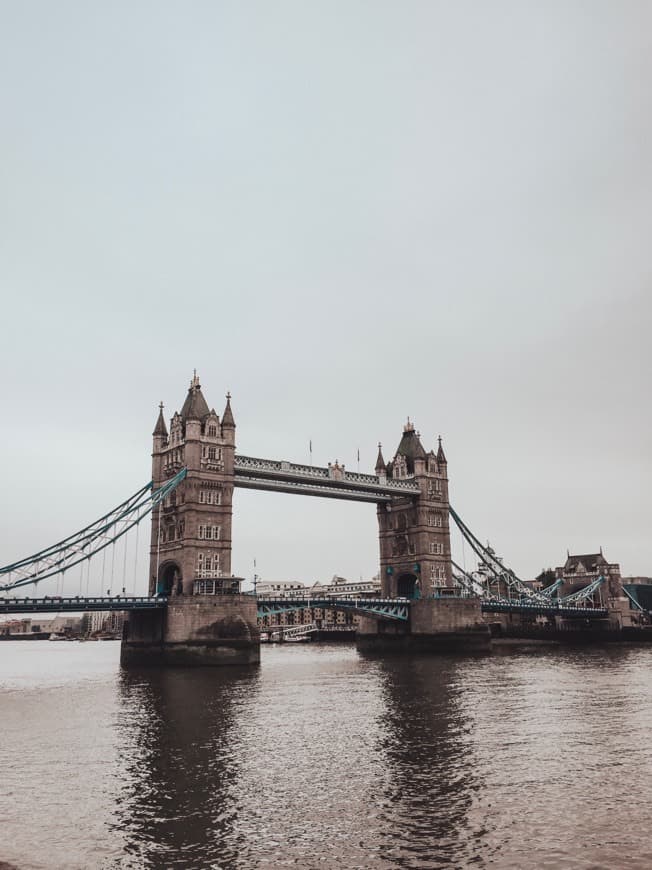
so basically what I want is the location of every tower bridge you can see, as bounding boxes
[0,374,633,666]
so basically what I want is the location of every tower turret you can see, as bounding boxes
[153,402,168,440]
[221,392,235,445]
[222,392,235,427]
[152,402,168,484]
[375,443,386,475]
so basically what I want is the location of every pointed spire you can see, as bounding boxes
[393,420,426,473]
[153,402,168,437]
[436,435,447,464]
[180,372,210,420]
[222,391,235,428]
[375,442,386,474]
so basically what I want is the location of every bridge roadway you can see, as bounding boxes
[0,596,167,614]
[0,595,609,620]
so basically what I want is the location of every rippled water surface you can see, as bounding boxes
[1,641,652,869]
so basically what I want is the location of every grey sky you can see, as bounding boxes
[1,1,651,589]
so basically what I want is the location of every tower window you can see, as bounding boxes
[199,489,222,505]
[208,425,217,437]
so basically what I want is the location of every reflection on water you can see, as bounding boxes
[112,667,258,869]
[1,642,652,869]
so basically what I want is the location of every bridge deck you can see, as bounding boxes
[258,596,610,620]
[0,596,167,614]
[0,595,610,620]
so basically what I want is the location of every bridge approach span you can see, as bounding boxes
[0,596,167,615]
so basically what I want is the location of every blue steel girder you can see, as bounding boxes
[257,597,410,621]
[0,596,168,614]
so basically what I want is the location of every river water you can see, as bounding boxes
[1,641,651,869]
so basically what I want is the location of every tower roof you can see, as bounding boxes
[375,443,386,473]
[393,419,427,472]
[564,553,608,573]
[152,402,168,437]
[180,372,210,421]
[222,392,235,428]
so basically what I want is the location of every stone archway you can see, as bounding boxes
[396,572,419,599]
[158,561,182,596]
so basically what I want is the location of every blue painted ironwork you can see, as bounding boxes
[557,575,605,605]
[0,596,167,614]
[449,505,546,601]
[540,578,563,597]
[0,469,187,593]
[257,597,410,621]
[451,560,482,596]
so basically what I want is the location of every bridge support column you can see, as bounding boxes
[356,598,490,654]
[120,595,260,667]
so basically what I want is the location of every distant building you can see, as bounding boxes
[255,581,307,598]
[257,574,381,632]
[1,619,33,635]
[318,575,381,599]
[555,550,622,599]
[87,610,126,635]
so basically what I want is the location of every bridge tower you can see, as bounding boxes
[149,374,235,596]
[122,374,258,667]
[376,422,452,598]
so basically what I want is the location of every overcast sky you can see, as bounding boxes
[1,1,651,591]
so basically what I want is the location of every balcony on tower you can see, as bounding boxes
[193,577,243,596]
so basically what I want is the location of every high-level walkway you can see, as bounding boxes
[234,455,420,502]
